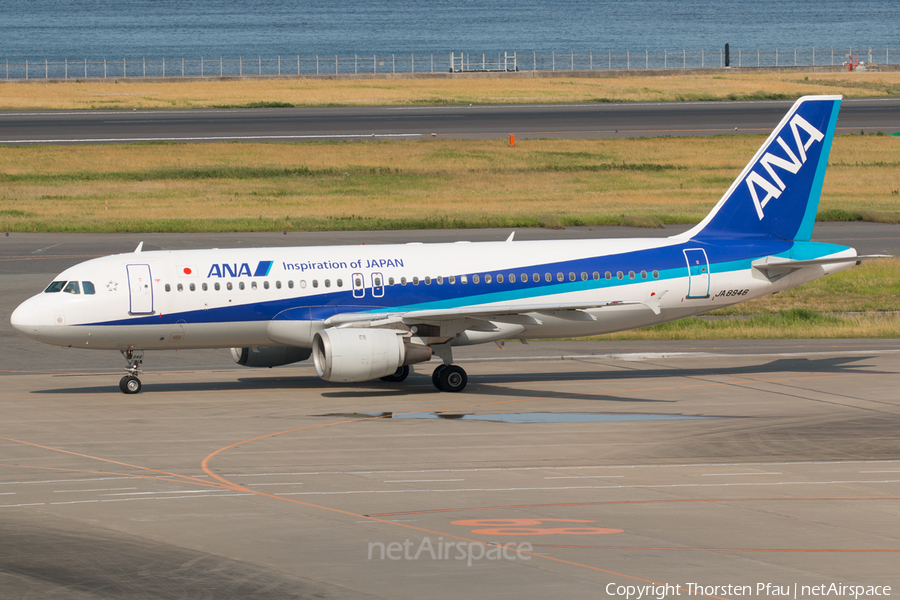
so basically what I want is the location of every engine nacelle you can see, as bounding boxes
[312,328,431,382]
[231,346,312,368]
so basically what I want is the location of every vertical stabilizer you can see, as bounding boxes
[682,95,841,242]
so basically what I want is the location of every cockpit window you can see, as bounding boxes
[82,281,96,295]
[63,281,81,295]
[44,281,66,293]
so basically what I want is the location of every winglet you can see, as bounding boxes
[506,231,515,243]
[134,242,144,253]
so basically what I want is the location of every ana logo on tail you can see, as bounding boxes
[745,113,825,220]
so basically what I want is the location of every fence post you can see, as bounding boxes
[552,51,555,71]
[297,55,300,76]
[664,50,667,69]
[316,55,319,75]
[533,51,535,72]
[84,58,87,78]
[683,49,685,68]
[757,48,760,67]
[26,59,28,80]
[646,49,648,69]
[590,51,592,70]
[277,55,280,75]
[701,49,703,68]
[775,47,778,67]
[163,57,166,77]
[627,50,629,69]
[335,55,338,74]
[240,56,243,76]
[374,54,376,74]
[812,47,815,66]
[392,54,395,73]
[571,51,574,70]
[45,59,48,79]
[831,47,833,66]
[355,54,358,74]
[431,53,433,73]
[411,53,414,73]
[221,57,224,76]
[104,58,106,78]
[142,57,145,77]
[123,58,126,78]
[608,51,610,70]
[794,48,796,66]
[65,58,68,79]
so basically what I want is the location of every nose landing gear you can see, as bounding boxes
[119,348,144,394]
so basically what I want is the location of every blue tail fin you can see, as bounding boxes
[685,95,841,242]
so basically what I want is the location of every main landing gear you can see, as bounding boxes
[119,348,144,394]
[432,364,468,393]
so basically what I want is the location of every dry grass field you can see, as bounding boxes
[2,71,900,110]
[1,135,897,232]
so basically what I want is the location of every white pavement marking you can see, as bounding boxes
[4,134,422,144]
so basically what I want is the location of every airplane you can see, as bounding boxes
[10,95,887,394]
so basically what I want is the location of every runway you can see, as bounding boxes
[1,228,898,598]
[1,97,899,144]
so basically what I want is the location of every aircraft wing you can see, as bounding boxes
[323,296,662,329]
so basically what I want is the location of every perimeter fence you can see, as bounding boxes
[2,46,895,80]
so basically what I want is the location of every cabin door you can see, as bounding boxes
[683,249,710,299]
[126,264,154,314]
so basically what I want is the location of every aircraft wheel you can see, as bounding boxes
[380,365,410,383]
[432,364,447,390]
[119,375,142,394]
[438,365,467,393]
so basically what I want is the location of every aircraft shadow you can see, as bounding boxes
[29,355,879,402]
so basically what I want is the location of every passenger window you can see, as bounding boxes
[374,276,381,286]
[354,277,362,287]
[652,270,660,279]
[485,274,492,284]
[616,271,624,280]
[164,284,171,292]
[580,272,588,281]
[178,283,184,292]
[215,282,221,291]
[592,272,600,280]
[336,279,343,288]
[520,273,527,283]
[388,277,395,286]
[44,281,66,293]
[413,276,419,285]
[202,283,208,291]
[605,271,612,280]
[264,281,270,289]
[461,275,467,284]
[472,274,480,284]
[448,275,455,285]
[400,277,407,286]
[227,282,233,290]
[82,281,96,294]
[496,274,504,283]
[312,280,318,288]
[545,273,552,282]
[628,271,635,279]
[276,281,282,289]
[533,273,539,283]
[325,279,331,288]
[436,276,443,285]
[557,273,564,282]
[569,272,576,282]
[238,282,244,290]
[641,270,647,279]
[251,281,257,290]
[63,281,80,294]
[190,283,196,291]
[424,276,431,285]
[288,280,294,289]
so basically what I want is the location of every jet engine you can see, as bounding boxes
[231,346,312,368]
[312,328,431,382]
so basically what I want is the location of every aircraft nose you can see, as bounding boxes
[10,297,42,341]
